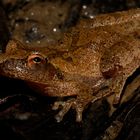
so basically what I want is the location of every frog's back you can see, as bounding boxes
[76,8,140,33]
[59,8,140,78]
[61,8,140,51]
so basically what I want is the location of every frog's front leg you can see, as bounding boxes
[51,77,126,122]
[52,91,93,122]
[52,98,75,122]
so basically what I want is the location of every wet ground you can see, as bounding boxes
[0,0,140,140]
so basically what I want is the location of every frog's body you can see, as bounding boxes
[0,8,140,122]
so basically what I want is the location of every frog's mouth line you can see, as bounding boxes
[26,80,79,98]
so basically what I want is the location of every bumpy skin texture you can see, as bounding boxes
[0,8,140,122]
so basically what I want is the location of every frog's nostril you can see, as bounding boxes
[56,69,64,80]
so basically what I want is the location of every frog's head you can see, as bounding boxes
[0,40,64,84]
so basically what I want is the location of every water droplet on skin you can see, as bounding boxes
[30,12,34,16]
[53,28,57,32]
[32,27,38,33]
[90,15,94,19]
[82,5,87,9]
[37,41,41,44]
[26,40,30,43]
[25,17,29,21]
[84,12,88,16]
[15,23,19,27]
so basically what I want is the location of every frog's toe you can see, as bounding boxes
[113,94,121,105]
[53,99,87,122]
[53,99,75,122]
[52,101,65,110]
[55,111,65,122]
[75,106,83,122]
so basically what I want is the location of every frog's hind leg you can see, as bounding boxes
[100,40,140,105]
[90,74,132,106]
[111,75,128,105]
[112,60,140,105]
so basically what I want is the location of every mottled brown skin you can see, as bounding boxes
[0,8,140,122]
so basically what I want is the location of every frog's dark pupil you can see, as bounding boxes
[33,57,42,63]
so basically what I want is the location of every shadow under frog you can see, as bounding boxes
[0,8,140,122]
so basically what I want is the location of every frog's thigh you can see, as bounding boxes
[100,41,134,78]
[89,74,127,105]
[100,42,138,104]
[113,59,140,104]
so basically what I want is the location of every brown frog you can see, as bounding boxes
[0,8,140,122]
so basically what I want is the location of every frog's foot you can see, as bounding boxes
[52,98,87,122]
[93,75,128,106]
[52,99,76,122]
[91,87,114,103]
[112,78,127,105]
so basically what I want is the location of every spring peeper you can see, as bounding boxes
[0,8,140,122]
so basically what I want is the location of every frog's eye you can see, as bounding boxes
[27,54,47,67]
[33,56,42,63]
